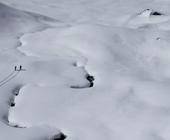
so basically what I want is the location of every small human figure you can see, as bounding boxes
[14,66,17,71]
[19,65,22,71]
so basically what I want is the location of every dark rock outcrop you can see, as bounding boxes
[51,133,67,140]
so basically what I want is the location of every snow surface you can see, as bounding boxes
[1,0,170,140]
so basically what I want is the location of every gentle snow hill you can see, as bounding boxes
[8,23,170,140]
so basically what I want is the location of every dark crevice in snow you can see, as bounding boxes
[70,85,87,89]
[10,102,15,107]
[71,61,95,89]
[86,74,95,87]
[8,123,26,128]
[50,132,67,140]
[151,11,163,16]
[70,73,95,89]
[140,9,164,17]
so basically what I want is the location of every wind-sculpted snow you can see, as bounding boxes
[8,23,170,140]
[1,0,170,140]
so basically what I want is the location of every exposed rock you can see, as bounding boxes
[86,74,95,87]
[139,9,164,17]
[10,102,15,107]
[151,11,163,16]
[50,133,67,140]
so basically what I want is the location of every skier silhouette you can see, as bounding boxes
[19,65,22,71]
[14,66,17,71]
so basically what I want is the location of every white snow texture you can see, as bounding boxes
[0,0,170,140]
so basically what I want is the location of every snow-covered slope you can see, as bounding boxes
[8,23,170,140]
[1,0,170,140]
[0,2,63,140]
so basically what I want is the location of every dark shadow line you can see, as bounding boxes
[0,70,16,84]
[0,71,20,87]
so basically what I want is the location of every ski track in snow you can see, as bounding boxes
[7,19,95,139]
[3,1,170,140]
[8,23,170,140]
[3,20,97,139]
[0,3,69,139]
